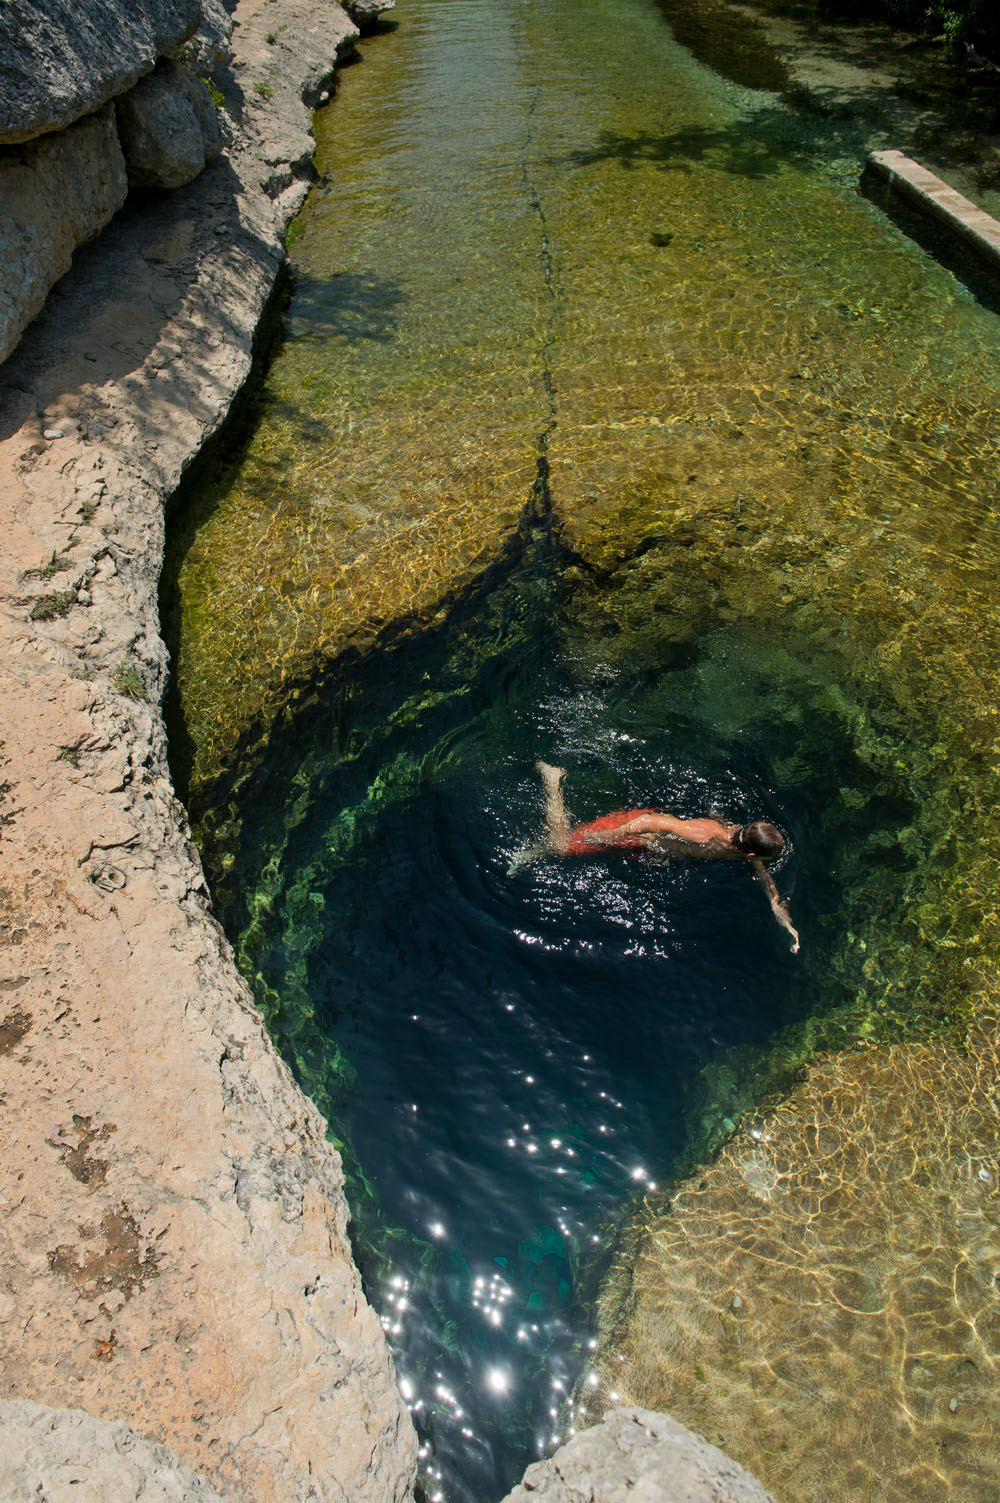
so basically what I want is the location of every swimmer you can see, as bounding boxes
[535,761,800,954]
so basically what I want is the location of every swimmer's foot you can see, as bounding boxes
[536,760,566,792]
[536,760,571,853]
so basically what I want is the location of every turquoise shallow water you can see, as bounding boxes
[163,0,1000,1496]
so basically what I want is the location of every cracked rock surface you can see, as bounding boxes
[0,0,415,1500]
[500,1408,775,1503]
[0,0,202,145]
[0,1399,224,1503]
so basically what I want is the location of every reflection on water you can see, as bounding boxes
[163,0,1000,1497]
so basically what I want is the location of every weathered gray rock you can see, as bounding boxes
[185,0,234,75]
[0,0,202,146]
[116,60,221,189]
[0,1400,223,1503]
[0,103,128,365]
[341,0,396,29]
[501,1408,776,1502]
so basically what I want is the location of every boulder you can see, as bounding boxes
[116,60,221,190]
[0,1400,223,1502]
[0,0,201,146]
[0,103,128,364]
[500,1407,775,1503]
[184,0,235,76]
[341,0,396,29]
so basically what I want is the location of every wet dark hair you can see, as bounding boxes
[735,821,784,860]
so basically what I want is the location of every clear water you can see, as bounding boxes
[208,541,903,1500]
[162,0,1000,1497]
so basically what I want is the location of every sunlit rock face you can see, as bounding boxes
[501,1406,775,1502]
[0,0,201,146]
[0,1401,224,1503]
[581,1011,1000,1501]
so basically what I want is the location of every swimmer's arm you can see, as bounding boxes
[751,858,800,954]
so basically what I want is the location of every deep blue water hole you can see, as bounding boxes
[194,548,906,1502]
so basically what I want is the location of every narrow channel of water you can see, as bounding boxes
[164,1,1000,1498]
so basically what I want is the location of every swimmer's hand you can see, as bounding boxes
[580,827,624,848]
[774,900,799,954]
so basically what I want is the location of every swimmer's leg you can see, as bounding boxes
[537,760,572,854]
[507,762,572,877]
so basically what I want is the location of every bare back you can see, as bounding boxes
[611,813,743,860]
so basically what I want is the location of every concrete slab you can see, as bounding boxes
[867,148,1000,270]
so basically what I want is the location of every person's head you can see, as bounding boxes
[733,821,784,861]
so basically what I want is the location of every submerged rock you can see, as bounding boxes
[583,1014,1000,1500]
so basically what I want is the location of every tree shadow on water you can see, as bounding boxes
[562,106,828,180]
[560,73,928,182]
[286,268,408,344]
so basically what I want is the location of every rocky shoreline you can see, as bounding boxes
[0,1,418,1497]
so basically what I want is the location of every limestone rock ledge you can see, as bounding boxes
[0,106,129,377]
[0,0,202,146]
[0,1400,224,1503]
[499,1407,775,1502]
[0,0,414,1500]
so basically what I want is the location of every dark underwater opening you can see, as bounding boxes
[171,520,919,1502]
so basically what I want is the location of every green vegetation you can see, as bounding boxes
[254,80,275,101]
[203,78,228,112]
[833,0,1000,51]
[30,590,75,622]
[39,551,72,581]
[111,659,148,702]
